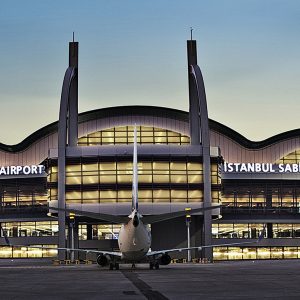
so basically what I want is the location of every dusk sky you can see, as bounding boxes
[0,0,299,144]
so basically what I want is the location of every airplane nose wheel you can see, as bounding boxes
[131,263,136,269]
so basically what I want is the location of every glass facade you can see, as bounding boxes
[0,221,58,237]
[212,223,300,239]
[214,246,300,260]
[222,185,300,208]
[48,160,221,204]
[78,126,190,146]
[212,223,266,239]
[0,245,57,258]
[277,150,300,164]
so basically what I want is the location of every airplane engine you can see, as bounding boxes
[159,254,171,265]
[96,254,110,267]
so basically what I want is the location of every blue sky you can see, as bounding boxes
[0,0,299,144]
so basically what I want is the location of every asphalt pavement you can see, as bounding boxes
[0,259,299,299]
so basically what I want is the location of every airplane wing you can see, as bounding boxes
[147,225,266,257]
[49,206,129,224]
[142,205,221,224]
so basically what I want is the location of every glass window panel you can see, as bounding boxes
[82,191,99,200]
[188,174,202,183]
[153,190,170,202]
[118,191,131,202]
[168,137,180,143]
[100,175,116,184]
[139,190,152,202]
[82,175,99,184]
[170,162,186,170]
[78,137,88,145]
[141,137,153,143]
[66,165,81,172]
[283,247,298,259]
[117,162,132,171]
[181,136,190,143]
[79,225,87,240]
[213,247,228,261]
[271,247,283,259]
[141,126,153,132]
[171,190,187,202]
[187,163,202,171]
[188,190,202,198]
[100,190,117,203]
[141,131,154,137]
[0,246,12,258]
[153,162,169,170]
[154,136,167,144]
[242,248,257,260]
[101,137,114,144]
[66,176,81,185]
[82,164,98,171]
[257,247,271,259]
[153,175,169,183]
[115,137,127,143]
[100,162,116,171]
[170,174,187,183]
[13,246,28,258]
[66,191,81,200]
[117,175,132,183]
[167,131,179,137]
[50,173,58,182]
[227,247,243,260]
[102,131,114,138]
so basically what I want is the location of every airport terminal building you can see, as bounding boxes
[0,39,300,262]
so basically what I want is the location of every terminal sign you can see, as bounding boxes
[223,162,300,174]
[0,165,45,176]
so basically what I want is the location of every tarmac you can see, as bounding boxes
[0,259,299,299]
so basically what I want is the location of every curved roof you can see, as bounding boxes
[1,105,300,152]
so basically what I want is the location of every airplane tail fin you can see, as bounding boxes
[132,125,138,211]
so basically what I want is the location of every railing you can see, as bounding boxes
[0,204,48,214]
[221,203,300,215]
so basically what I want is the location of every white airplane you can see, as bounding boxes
[1,127,265,270]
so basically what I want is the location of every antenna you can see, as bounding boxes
[190,27,193,40]
[72,32,75,42]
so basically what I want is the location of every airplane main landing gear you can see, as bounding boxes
[109,262,119,270]
[131,263,136,269]
[149,262,159,270]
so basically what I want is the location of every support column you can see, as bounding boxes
[57,40,78,260]
[187,39,212,261]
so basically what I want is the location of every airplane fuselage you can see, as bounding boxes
[118,216,151,261]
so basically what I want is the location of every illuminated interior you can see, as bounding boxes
[0,221,58,237]
[78,126,190,146]
[213,246,300,260]
[0,245,57,258]
[277,150,300,164]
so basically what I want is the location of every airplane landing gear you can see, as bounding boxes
[109,262,120,270]
[149,262,159,270]
[131,263,136,269]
